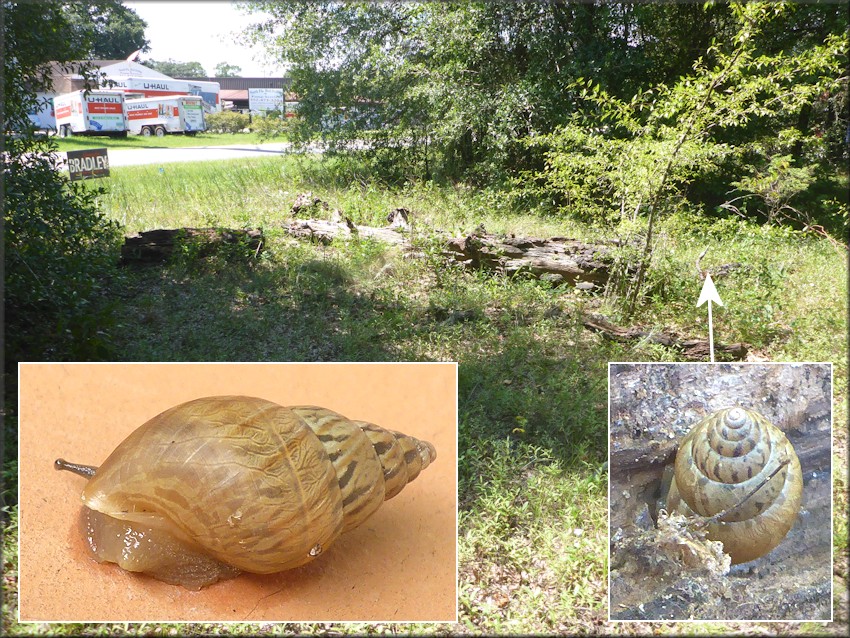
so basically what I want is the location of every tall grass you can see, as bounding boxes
[93,159,293,231]
[93,155,600,239]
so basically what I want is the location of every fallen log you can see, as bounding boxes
[120,228,264,265]
[444,233,614,288]
[283,218,409,246]
[282,217,614,288]
[581,312,748,361]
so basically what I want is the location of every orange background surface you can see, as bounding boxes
[18,362,457,622]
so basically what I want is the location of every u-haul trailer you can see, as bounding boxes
[53,90,127,137]
[125,95,206,136]
[104,76,221,113]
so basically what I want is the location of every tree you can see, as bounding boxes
[3,1,123,365]
[3,0,125,519]
[64,0,150,59]
[145,58,207,77]
[240,0,847,187]
[234,2,731,182]
[533,2,847,314]
[214,61,242,77]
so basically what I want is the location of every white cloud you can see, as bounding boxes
[122,1,285,77]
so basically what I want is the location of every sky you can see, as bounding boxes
[122,1,286,78]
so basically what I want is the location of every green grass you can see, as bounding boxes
[51,132,283,152]
[88,155,600,238]
[5,154,848,635]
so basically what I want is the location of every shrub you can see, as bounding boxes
[205,110,250,133]
[3,137,123,361]
[250,113,288,141]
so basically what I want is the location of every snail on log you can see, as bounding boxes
[665,406,802,565]
[55,396,437,590]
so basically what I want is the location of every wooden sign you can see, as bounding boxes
[66,148,110,181]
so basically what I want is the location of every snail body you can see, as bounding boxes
[55,396,436,589]
[665,406,802,564]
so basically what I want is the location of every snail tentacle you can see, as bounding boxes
[54,458,98,478]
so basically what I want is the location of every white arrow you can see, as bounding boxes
[697,273,724,362]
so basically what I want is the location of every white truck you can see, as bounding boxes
[124,95,206,136]
[53,89,128,137]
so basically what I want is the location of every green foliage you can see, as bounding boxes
[205,110,250,133]
[64,0,150,59]
[529,2,846,314]
[249,112,288,141]
[4,145,123,361]
[144,57,207,78]
[2,505,19,633]
[3,1,125,364]
[726,154,815,225]
[238,2,731,183]
[170,229,263,275]
[240,1,846,191]
[214,61,242,77]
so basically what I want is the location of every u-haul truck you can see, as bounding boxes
[124,95,206,136]
[53,90,128,137]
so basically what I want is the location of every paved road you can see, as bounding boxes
[104,141,298,167]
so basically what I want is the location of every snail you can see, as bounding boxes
[54,396,436,590]
[664,406,802,564]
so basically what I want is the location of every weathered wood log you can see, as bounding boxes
[282,218,614,288]
[444,233,614,287]
[581,312,748,361]
[283,219,409,246]
[120,228,263,265]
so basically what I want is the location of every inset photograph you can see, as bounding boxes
[608,362,832,621]
[18,362,457,623]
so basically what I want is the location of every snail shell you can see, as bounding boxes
[665,406,802,564]
[55,396,436,589]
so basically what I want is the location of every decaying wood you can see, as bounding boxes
[581,312,748,361]
[282,217,614,288]
[283,219,409,246]
[444,234,614,287]
[120,228,264,265]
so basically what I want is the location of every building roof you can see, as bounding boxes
[174,77,291,91]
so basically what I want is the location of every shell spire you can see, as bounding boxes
[666,406,802,564]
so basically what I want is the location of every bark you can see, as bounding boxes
[443,233,614,288]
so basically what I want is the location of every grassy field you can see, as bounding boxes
[4,155,847,635]
[51,132,279,152]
